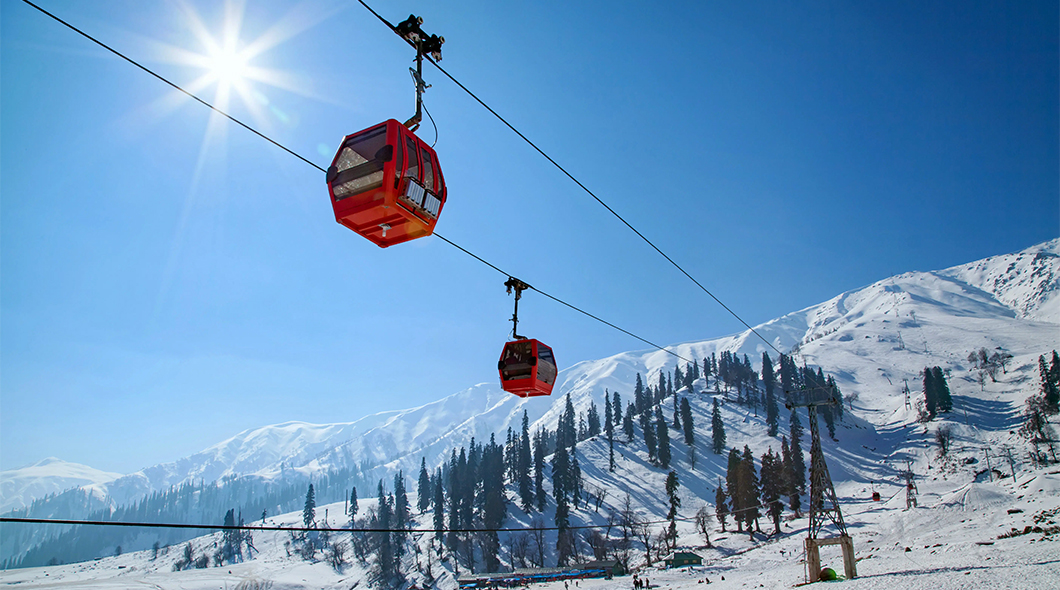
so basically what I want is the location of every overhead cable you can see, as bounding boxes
[17,0,691,364]
[352,0,784,358]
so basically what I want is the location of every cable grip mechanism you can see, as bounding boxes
[505,277,531,340]
[395,14,444,131]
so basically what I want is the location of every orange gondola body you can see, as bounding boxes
[326,119,446,247]
[498,339,557,397]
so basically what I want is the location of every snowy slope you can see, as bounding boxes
[6,239,1058,523]
[0,458,122,513]
[2,453,1058,589]
[2,239,1059,587]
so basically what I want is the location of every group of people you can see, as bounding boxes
[632,574,650,589]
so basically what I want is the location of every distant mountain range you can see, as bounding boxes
[0,458,121,514]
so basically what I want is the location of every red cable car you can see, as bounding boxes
[326,119,446,248]
[498,338,558,397]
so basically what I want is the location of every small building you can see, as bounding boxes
[663,551,703,568]
[579,560,625,577]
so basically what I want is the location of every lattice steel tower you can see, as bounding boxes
[787,385,857,582]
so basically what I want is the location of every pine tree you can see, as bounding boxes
[827,374,844,421]
[672,392,681,430]
[570,442,583,508]
[393,471,409,556]
[221,508,239,564]
[609,430,616,472]
[552,444,570,504]
[559,394,577,449]
[674,366,684,392]
[763,352,779,437]
[726,448,743,532]
[587,400,601,438]
[375,481,395,580]
[303,484,316,528]
[780,435,795,515]
[711,398,726,454]
[534,430,546,511]
[519,410,533,509]
[612,391,623,427]
[395,471,410,527]
[1042,354,1060,414]
[506,427,516,481]
[604,391,613,434]
[788,411,806,516]
[738,446,761,538]
[418,458,431,513]
[1051,351,1060,404]
[432,474,444,541]
[481,434,506,572]
[680,397,694,446]
[932,367,953,413]
[714,478,728,532]
[349,487,359,519]
[656,407,672,468]
[555,493,573,566]
[821,400,837,440]
[923,367,938,418]
[623,403,636,442]
[605,391,616,472]
[634,373,646,414]
[642,408,657,462]
[760,448,784,535]
[665,470,681,550]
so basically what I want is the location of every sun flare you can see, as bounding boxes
[207,45,249,88]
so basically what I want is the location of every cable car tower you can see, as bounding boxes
[786,385,857,583]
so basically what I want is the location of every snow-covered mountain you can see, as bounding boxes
[0,458,122,514]
[3,239,1059,579]
[6,239,1058,514]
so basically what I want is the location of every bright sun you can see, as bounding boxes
[208,46,249,88]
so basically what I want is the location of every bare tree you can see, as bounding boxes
[529,516,547,568]
[586,484,608,512]
[586,529,609,560]
[610,500,635,571]
[935,425,954,457]
[632,517,655,566]
[326,541,348,571]
[511,532,530,569]
[652,529,670,562]
[694,504,713,548]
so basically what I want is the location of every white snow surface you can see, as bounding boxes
[1,470,1058,589]
[0,458,122,513]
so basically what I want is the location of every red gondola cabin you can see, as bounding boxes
[498,339,557,397]
[326,119,446,247]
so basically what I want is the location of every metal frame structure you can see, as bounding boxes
[787,386,857,583]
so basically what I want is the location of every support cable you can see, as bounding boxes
[17,0,691,364]
[1,494,793,534]
[352,0,784,358]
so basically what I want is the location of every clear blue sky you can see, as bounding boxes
[2,0,1056,474]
